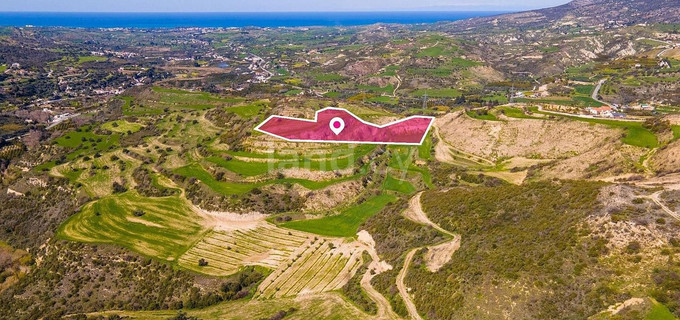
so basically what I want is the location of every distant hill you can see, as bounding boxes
[450,0,680,31]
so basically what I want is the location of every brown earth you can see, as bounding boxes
[651,139,680,174]
[436,111,620,161]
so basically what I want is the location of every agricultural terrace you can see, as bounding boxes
[178,226,310,276]
[257,237,363,298]
[57,192,205,262]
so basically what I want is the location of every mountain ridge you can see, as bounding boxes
[449,0,680,31]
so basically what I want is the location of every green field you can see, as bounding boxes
[226,100,267,118]
[358,84,394,94]
[495,106,542,119]
[57,192,205,261]
[368,96,398,105]
[54,127,121,160]
[176,161,362,195]
[466,110,499,121]
[515,97,605,107]
[379,65,399,76]
[449,57,482,68]
[284,89,303,96]
[281,194,397,237]
[574,85,595,95]
[312,73,346,82]
[410,88,461,98]
[151,86,243,110]
[416,46,445,57]
[383,175,416,194]
[418,134,433,160]
[78,55,107,64]
[646,301,676,320]
[101,120,144,133]
[175,163,259,195]
[120,96,164,116]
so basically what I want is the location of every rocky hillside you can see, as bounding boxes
[450,0,680,32]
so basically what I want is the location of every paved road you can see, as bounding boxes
[592,79,611,107]
[46,113,81,130]
[535,105,644,122]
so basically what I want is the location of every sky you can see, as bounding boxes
[0,0,572,12]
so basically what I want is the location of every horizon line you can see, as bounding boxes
[0,10,515,13]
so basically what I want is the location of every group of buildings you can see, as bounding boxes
[586,103,655,118]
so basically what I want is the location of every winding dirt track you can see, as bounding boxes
[356,231,401,319]
[397,249,423,320]
[397,192,460,320]
[647,191,680,222]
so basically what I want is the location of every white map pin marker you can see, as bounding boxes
[330,117,345,135]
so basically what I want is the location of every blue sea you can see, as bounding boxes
[0,12,506,28]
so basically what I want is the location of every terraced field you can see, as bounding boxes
[257,238,363,298]
[281,194,397,237]
[178,225,310,276]
[53,149,142,197]
[57,192,206,261]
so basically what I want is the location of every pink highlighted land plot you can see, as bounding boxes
[255,107,434,145]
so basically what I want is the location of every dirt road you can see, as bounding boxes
[647,191,680,222]
[397,249,423,320]
[397,192,460,320]
[356,231,400,320]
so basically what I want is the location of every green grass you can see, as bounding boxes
[101,120,144,133]
[638,38,669,47]
[495,107,542,119]
[176,161,365,195]
[78,55,107,64]
[383,175,416,194]
[647,301,676,320]
[672,125,680,141]
[284,89,302,96]
[120,96,163,116]
[449,57,482,67]
[57,192,205,261]
[151,86,243,110]
[574,85,595,95]
[312,73,346,82]
[358,84,394,94]
[175,163,257,195]
[214,144,375,161]
[324,91,341,98]
[416,46,445,57]
[418,134,433,160]
[54,128,121,160]
[281,194,397,237]
[380,65,399,76]
[410,88,461,98]
[466,110,499,121]
[483,93,509,104]
[368,96,398,105]
[515,97,605,107]
[226,100,267,118]
[205,157,271,177]
[0,65,6,73]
